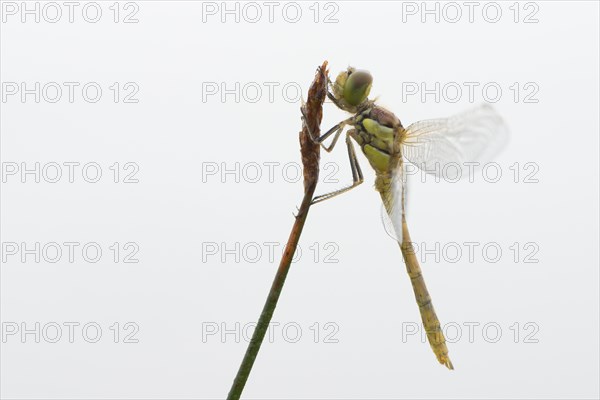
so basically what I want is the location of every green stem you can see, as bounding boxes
[226,186,316,400]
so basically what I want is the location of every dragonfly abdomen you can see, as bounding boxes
[400,223,454,370]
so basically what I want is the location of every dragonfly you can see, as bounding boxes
[302,67,508,369]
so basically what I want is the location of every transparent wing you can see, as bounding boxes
[380,161,407,243]
[402,103,508,180]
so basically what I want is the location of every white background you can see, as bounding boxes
[1,1,599,399]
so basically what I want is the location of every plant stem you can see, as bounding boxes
[227,61,328,400]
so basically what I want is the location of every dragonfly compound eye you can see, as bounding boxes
[343,69,373,106]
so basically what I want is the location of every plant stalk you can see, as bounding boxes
[227,61,328,400]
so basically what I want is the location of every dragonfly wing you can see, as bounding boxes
[402,103,508,180]
[380,161,406,243]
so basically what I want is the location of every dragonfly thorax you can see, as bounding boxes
[349,105,404,174]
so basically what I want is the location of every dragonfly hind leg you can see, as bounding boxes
[312,131,364,205]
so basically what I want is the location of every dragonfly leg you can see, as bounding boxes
[327,90,344,109]
[320,124,345,153]
[300,107,353,152]
[315,117,357,152]
[311,133,364,205]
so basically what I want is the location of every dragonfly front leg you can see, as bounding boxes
[312,132,364,205]
[327,90,344,110]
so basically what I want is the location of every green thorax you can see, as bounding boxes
[349,104,405,174]
[347,103,405,205]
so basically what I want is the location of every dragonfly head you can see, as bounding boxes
[332,67,373,111]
